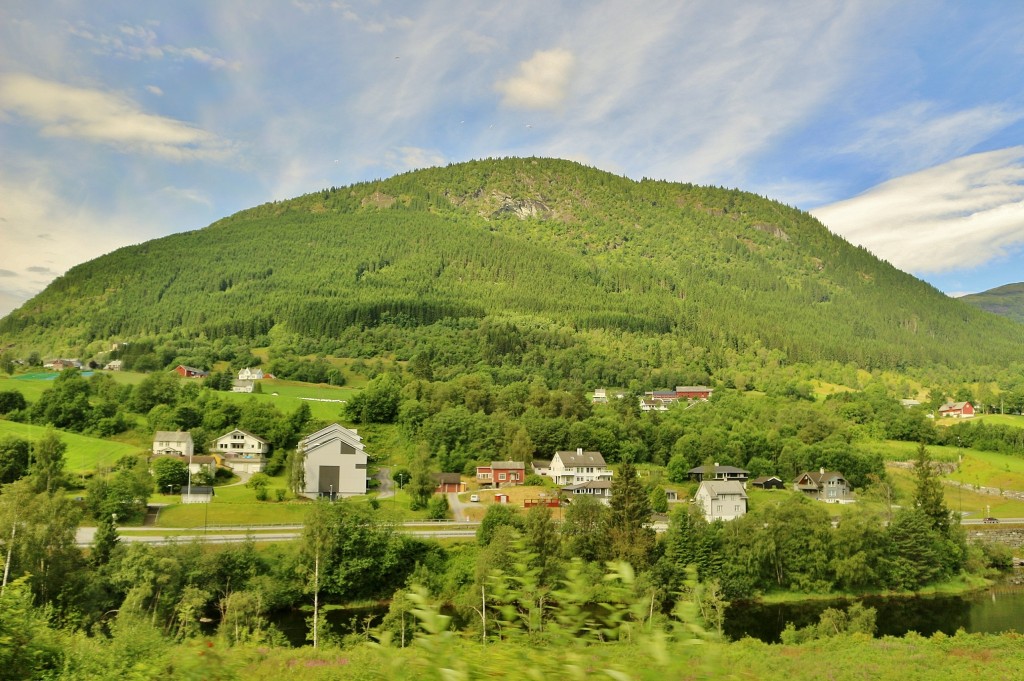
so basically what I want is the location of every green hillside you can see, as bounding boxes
[2,158,1021,373]
[960,282,1024,324]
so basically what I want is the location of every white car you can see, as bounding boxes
[469,494,479,502]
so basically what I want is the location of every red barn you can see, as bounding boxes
[174,365,208,378]
[938,401,975,418]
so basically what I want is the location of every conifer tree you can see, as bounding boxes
[913,442,950,536]
[607,459,655,569]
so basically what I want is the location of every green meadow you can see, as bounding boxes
[0,419,141,473]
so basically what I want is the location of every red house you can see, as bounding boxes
[475,460,526,488]
[174,365,208,378]
[938,401,975,418]
[675,385,713,400]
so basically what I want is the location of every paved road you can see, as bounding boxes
[76,520,480,547]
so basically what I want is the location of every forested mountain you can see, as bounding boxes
[2,158,1021,374]
[961,283,1024,324]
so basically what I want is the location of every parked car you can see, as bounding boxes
[469,494,479,502]
[983,517,1000,524]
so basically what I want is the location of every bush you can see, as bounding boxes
[524,473,547,486]
[427,494,450,520]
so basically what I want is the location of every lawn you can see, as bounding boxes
[886,464,1024,519]
[0,419,141,473]
[216,380,359,421]
[935,413,1024,428]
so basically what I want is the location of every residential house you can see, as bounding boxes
[232,379,254,393]
[434,473,466,494]
[151,453,216,477]
[687,464,750,484]
[695,480,748,522]
[750,475,785,490]
[938,401,975,418]
[174,365,207,378]
[794,468,852,503]
[560,480,613,504]
[639,397,671,412]
[476,461,526,488]
[238,367,264,381]
[900,399,922,408]
[212,429,270,474]
[153,431,194,458]
[548,448,613,486]
[592,388,608,404]
[531,459,551,478]
[103,359,123,371]
[297,423,368,499]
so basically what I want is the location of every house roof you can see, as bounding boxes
[490,460,525,470]
[215,428,269,444]
[698,480,748,499]
[300,423,363,452]
[939,401,971,411]
[554,449,607,467]
[232,379,254,388]
[750,475,783,485]
[688,464,749,476]
[153,431,193,443]
[532,459,551,469]
[675,385,712,392]
[434,472,462,485]
[561,480,613,492]
[795,470,846,487]
[151,454,215,464]
[183,485,214,495]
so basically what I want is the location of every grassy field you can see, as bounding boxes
[216,380,358,421]
[0,419,141,473]
[935,413,1024,428]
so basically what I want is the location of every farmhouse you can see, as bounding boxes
[297,423,368,499]
[561,479,613,504]
[476,461,526,488]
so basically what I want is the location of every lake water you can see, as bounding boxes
[725,584,1024,642]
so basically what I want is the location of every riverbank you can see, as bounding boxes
[753,572,993,605]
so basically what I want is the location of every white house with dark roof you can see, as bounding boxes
[561,479,613,504]
[212,428,271,474]
[548,448,613,486]
[695,480,748,522]
[297,423,368,499]
[238,367,264,380]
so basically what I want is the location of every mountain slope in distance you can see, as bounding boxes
[960,283,1024,324]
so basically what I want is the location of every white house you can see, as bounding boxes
[153,431,194,458]
[548,448,613,486]
[232,379,255,393]
[212,429,271,474]
[695,480,748,522]
[297,423,368,499]
[238,367,264,381]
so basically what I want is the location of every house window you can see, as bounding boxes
[499,473,506,481]
[735,505,740,512]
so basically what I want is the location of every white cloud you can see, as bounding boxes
[0,172,144,316]
[841,102,1024,175]
[812,146,1024,273]
[495,48,575,110]
[0,73,233,160]
[145,84,163,96]
[387,146,446,171]
[68,21,240,70]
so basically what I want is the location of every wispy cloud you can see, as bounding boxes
[496,48,575,110]
[812,146,1024,272]
[68,21,241,70]
[386,146,446,170]
[0,73,233,160]
[840,102,1024,176]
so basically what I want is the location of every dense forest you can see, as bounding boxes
[2,158,1022,380]
[961,282,1024,324]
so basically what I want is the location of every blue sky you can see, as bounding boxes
[2,1,1023,317]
